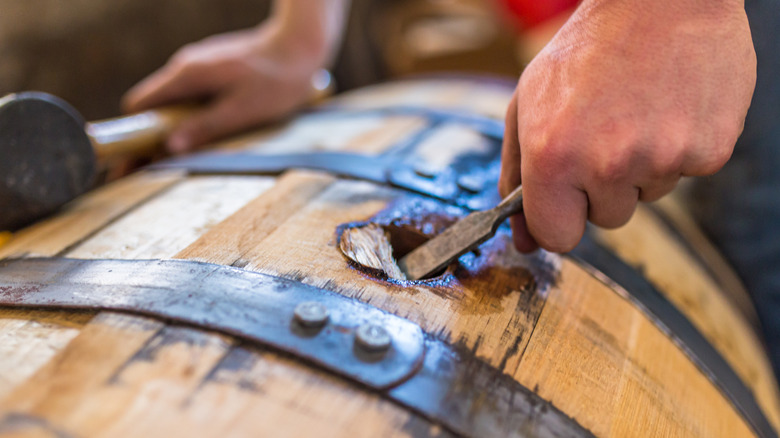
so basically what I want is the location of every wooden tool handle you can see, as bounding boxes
[85,69,333,161]
[86,105,197,160]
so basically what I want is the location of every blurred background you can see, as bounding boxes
[0,0,578,120]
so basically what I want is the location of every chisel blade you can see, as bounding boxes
[398,185,523,280]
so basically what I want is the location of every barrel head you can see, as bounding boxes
[0,92,96,230]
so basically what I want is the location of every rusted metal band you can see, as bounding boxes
[304,105,505,140]
[0,257,592,438]
[0,257,424,390]
[151,151,501,212]
[150,106,505,212]
[570,235,777,438]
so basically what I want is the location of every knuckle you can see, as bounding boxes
[647,143,686,179]
[695,130,737,175]
[591,148,631,185]
[526,137,575,180]
[696,152,730,175]
[584,124,639,186]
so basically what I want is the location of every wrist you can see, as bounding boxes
[261,0,348,69]
[551,0,749,53]
[574,0,745,26]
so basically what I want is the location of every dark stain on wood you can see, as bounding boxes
[197,344,265,394]
[333,194,560,364]
[401,416,458,438]
[336,194,558,289]
[280,269,309,285]
[497,329,527,373]
[230,258,250,269]
[579,316,624,359]
[393,339,595,438]
[274,269,353,298]
[332,193,561,380]
[107,325,221,385]
[335,196,465,286]
[320,279,344,295]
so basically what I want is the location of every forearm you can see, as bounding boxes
[567,0,747,41]
[574,0,745,19]
[268,0,351,68]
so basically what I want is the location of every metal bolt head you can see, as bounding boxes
[293,301,329,328]
[355,323,392,352]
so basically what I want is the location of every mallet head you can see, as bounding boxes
[0,92,96,230]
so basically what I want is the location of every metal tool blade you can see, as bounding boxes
[398,185,523,280]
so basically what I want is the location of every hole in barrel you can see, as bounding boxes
[338,222,449,281]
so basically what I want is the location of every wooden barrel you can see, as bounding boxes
[0,76,778,438]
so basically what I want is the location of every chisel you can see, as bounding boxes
[398,185,524,280]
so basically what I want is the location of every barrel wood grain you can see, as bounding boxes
[653,192,757,324]
[236,114,427,156]
[334,77,515,119]
[0,309,93,399]
[0,174,437,437]
[68,176,276,260]
[514,259,755,437]
[0,86,459,436]
[594,205,780,431]
[0,170,183,259]
[0,170,184,400]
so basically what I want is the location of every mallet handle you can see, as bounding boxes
[86,105,196,160]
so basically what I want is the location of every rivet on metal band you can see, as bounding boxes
[293,301,330,329]
[355,323,392,353]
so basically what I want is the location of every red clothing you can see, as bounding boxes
[499,0,578,29]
